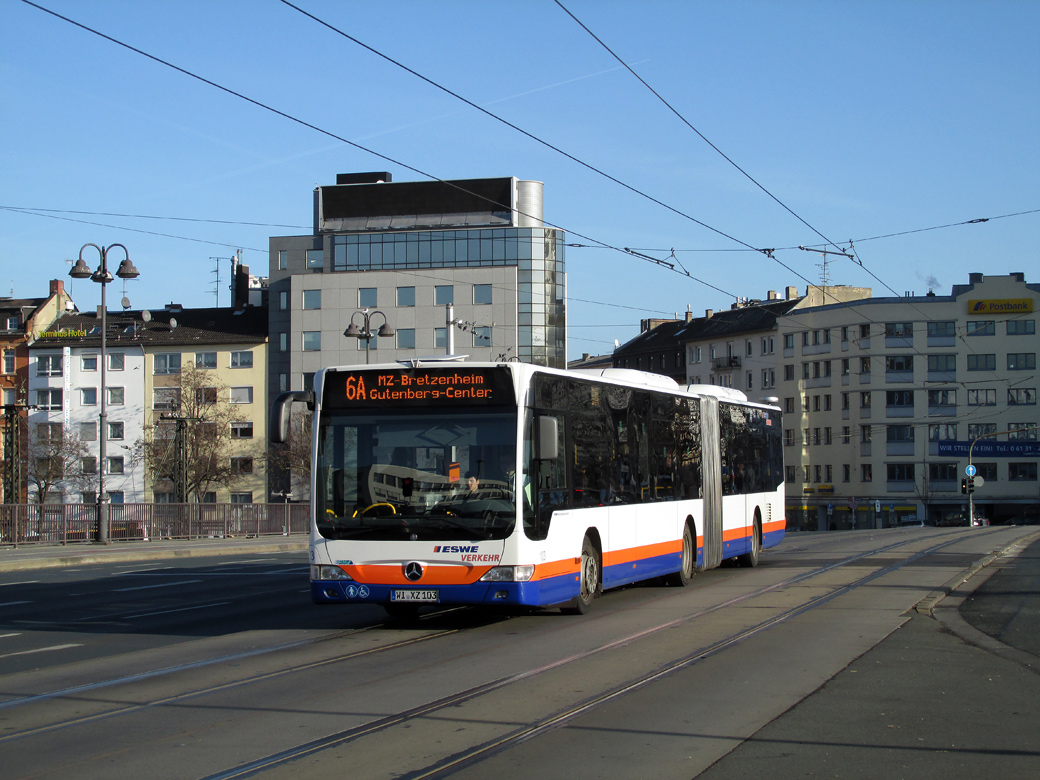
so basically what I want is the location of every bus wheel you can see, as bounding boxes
[384,602,420,620]
[665,521,695,586]
[563,536,599,614]
[738,517,761,568]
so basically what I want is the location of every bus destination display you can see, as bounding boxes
[324,367,514,409]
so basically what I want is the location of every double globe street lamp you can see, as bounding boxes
[344,309,394,364]
[69,243,140,544]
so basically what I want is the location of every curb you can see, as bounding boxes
[0,540,309,572]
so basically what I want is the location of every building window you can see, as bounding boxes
[230,386,253,404]
[1008,353,1036,371]
[966,320,995,336]
[82,354,98,371]
[230,421,254,439]
[473,284,492,305]
[81,457,97,475]
[396,329,416,349]
[843,464,851,482]
[195,352,217,369]
[927,321,956,337]
[302,332,321,352]
[108,491,124,505]
[967,388,996,406]
[783,334,794,349]
[887,463,915,482]
[397,286,415,307]
[1009,388,1037,406]
[1008,320,1035,335]
[230,456,253,475]
[108,421,124,440]
[196,387,218,405]
[153,387,180,411]
[784,365,795,381]
[929,463,957,481]
[37,354,62,376]
[976,463,998,481]
[928,423,957,441]
[2,349,14,374]
[861,464,872,482]
[434,328,447,349]
[277,250,287,270]
[80,387,97,406]
[926,389,955,406]
[886,390,914,409]
[154,353,181,375]
[1009,463,1038,481]
[435,285,454,305]
[109,353,125,371]
[36,388,62,410]
[885,322,913,337]
[784,397,795,413]
[860,356,871,375]
[968,423,997,440]
[200,491,217,504]
[1008,423,1038,441]
[473,326,491,346]
[107,387,124,405]
[279,290,288,310]
[359,288,377,308]
[886,355,913,372]
[36,422,63,442]
[306,249,323,269]
[108,456,124,475]
[230,492,253,504]
[80,422,97,441]
[860,392,872,409]
[927,354,956,372]
[230,351,253,368]
[303,289,322,310]
[886,425,914,442]
[279,333,288,352]
[784,429,795,447]
[861,425,872,443]
[966,354,996,371]
[786,465,796,483]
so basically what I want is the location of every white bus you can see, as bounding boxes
[272,361,785,616]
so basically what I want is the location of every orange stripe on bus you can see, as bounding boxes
[344,564,493,586]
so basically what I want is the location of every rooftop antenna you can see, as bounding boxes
[209,257,225,307]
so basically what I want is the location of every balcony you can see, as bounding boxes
[712,355,741,371]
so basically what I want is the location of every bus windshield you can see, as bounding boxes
[315,408,518,542]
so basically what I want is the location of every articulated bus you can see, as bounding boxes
[271,360,785,617]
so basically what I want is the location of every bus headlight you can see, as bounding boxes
[311,565,353,581]
[479,565,534,583]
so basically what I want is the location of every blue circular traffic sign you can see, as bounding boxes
[966,464,977,477]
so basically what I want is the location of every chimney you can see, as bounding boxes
[685,305,693,323]
[165,302,183,312]
[49,279,65,296]
[705,309,713,319]
[767,290,778,300]
[785,286,798,300]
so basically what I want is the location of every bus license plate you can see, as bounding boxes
[391,589,439,603]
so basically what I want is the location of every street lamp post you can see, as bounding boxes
[343,309,394,364]
[69,243,139,544]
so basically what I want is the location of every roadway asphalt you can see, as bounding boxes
[2,532,1039,777]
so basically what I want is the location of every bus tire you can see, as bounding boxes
[665,520,696,586]
[563,536,599,614]
[738,515,762,568]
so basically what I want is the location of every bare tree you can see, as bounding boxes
[266,409,312,501]
[26,421,92,503]
[142,363,263,502]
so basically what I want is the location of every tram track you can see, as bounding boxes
[197,530,991,780]
[0,528,1004,775]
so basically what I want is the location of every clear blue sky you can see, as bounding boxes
[3,0,1038,359]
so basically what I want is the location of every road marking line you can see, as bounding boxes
[0,643,83,660]
[0,633,23,639]
[124,601,231,619]
[112,579,202,592]
[0,581,40,587]
[0,601,32,608]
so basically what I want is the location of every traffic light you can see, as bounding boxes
[967,476,975,494]
[961,478,968,494]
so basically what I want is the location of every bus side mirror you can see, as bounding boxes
[270,391,314,443]
[536,416,559,461]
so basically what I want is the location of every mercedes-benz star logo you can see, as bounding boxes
[404,562,424,582]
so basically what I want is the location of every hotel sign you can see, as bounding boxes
[967,299,1034,315]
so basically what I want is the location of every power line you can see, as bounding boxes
[554,0,842,251]
[0,205,308,230]
[18,0,739,298]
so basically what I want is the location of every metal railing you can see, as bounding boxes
[0,503,310,547]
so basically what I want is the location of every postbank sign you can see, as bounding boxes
[967,299,1033,315]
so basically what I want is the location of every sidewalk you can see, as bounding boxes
[0,535,308,573]
[697,533,1040,778]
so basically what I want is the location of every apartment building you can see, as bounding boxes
[777,273,1040,530]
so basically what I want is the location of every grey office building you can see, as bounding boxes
[268,174,567,398]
